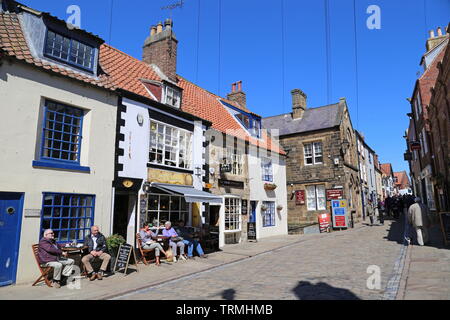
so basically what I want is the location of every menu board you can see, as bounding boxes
[247,222,257,241]
[114,243,138,275]
[439,212,450,246]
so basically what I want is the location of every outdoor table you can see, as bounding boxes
[61,246,88,275]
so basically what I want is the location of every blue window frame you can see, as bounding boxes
[40,193,95,243]
[261,157,273,182]
[220,100,262,138]
[262,201,275,227]
[40,100,84,164]
[44,30,95,72]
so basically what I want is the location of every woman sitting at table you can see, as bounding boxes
[162,221,186,263]
[139,222,167,266]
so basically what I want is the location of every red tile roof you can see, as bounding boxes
[0,11,284,155]
[0,12,114,90]
[380,163,393,176]
[394,171,410,189]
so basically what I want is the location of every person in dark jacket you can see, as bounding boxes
[81,226,111,281]
[38,229,74,288]
[377,198,385,225]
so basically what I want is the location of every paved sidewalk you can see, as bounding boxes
[0,230,341,300]
[397,223,450,300]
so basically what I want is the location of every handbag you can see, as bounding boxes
[165,248,174,262]
[171,236,184,242]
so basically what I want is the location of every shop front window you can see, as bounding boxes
[147,194,189,227]
[225,197,241,231]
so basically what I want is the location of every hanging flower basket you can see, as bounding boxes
[277,204,283,211]
[264,183,278,191]
[261,204,268,212]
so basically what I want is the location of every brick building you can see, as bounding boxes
[405,26,448,212]
[428,24,450,211]
[263,90,361,228]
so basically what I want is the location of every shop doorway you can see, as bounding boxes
[0,192,24,286]
[210,205,220,227]
[113,193,135,241]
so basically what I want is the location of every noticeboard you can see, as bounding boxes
[114,243,138,275]
[439,212,450,246]
[331,199,348,228]
[247,222,257,241]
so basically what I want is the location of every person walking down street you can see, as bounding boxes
[38,229,74,288]
[162,221,186,263]
[367,199,375,226]
[392,196,400,220]
[377,198,385,225]
[82,226,111,281]
[139,222,167,266]
[407,197,430,246]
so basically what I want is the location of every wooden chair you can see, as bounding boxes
[31,244,53,288]
[136,233,156,265]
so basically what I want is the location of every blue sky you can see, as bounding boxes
[19,0,450,173]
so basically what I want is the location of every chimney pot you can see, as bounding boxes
[150,26,157,36]
[165,18,173,30]
[429,29,435,38]
[227,81,246,109]
[437,27,443,36]
[237,81,242,92]
[291,89,307,119]
[231,83,236,93]
[156,22,163,34]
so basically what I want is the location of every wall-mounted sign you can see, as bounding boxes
[24,209,41,218]
[295,190,305,205]
[326,189,343,200]
[122,180,134,188]
[331,199,348,228]
[241,200,248,215]
[218,179,244,189]
[410,141,421,151]
[220,164,232,173]
[318,213,331,233]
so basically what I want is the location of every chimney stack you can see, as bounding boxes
[143,18,178,82]
[227,81,247,110]
[291,89,307,119]
[426,27,448,52]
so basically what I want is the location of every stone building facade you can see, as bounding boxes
[263,91,361,227]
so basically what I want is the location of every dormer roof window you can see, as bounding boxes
[220,100,262,138]
[164,85,181,108]
[44,30,95,72]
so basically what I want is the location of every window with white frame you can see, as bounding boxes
[415,91,422,120]
[262,201,275,227]
[149,121,192,169]
[224,147,243,175]
[225,197,241,231]
[164,86,181,108]
[304,142,323,165]
[306,185,326,211]
[147,194,189,228]
[261,157,273,182]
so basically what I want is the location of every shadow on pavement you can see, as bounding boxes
[221,288,236,300]
[384,214,406,245]
[292,281,361,300]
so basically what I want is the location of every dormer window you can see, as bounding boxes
[44,30,95,72]
[220,100,261,138]
[164,86,181,108]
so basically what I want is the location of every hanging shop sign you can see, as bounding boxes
[331,199,348,228]
[220,163,232,173]
[241,200,248,215]
[295,190,305,205]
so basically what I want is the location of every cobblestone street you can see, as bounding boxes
[113,219,405,300]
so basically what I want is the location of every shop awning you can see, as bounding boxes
[151,183,223,204]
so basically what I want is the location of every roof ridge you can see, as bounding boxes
[177,75,224,100]
[263,102,340,119]
[101,43,157,73]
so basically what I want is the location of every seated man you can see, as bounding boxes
[175,220,207,259]
[38,229,74,288]
[162,221,186,263]
[82,226,111,281]
[140,222,167,266]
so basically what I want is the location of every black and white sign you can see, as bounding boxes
[114,243,138,275]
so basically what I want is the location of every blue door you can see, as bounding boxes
[0,193,24,286]
[250,201,257,223]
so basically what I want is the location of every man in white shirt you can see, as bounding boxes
[82,226,111,280]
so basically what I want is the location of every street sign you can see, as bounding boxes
[331,199,348,228]
[318,213,331,233]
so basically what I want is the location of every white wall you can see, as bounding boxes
[248,147,288,239]
[0,62,117,284]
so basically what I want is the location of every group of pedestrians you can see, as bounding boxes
[366,193,431,247]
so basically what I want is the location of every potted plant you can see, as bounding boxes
[277,204,283,211]
[264,183,278,190]
[106,234,126,270]
[261,204,268,212]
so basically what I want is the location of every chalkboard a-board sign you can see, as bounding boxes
[114,243,138,275]
[247,222,257,241]
[439,212,450,246]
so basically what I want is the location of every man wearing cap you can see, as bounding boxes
[407,197,430,246]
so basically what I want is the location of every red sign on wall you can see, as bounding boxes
[326,189,343,200]
[318,213,331,233]
[295,190,305,205]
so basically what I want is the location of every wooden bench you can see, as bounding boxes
[136,233,157,265]
[31,244,53,287]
